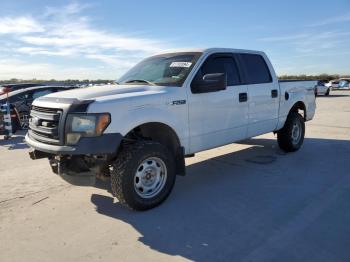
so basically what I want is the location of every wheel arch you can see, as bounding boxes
[122,121,186,176]
[125,122,181,151]
[289,101,306,120]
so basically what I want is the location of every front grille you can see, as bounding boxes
[31,105,60,114]
[29,106,62,144]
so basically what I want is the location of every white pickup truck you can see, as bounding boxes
[26,48,316,210]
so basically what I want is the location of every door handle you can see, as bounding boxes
[239,93,248,102]
[271,89,278,98]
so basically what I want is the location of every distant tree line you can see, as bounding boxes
[278,74,350,82]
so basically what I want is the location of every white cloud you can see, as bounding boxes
[260,29,350,75]
[259,31,350,55]
[259,34,309,42]
[20,30,162,53]
[259,31,350,43]
[44,2,92,17]
[0,58,125,80]
[21,5,165,54]
[16,47,76,56]
[0,59,53,79]
[309,13,350,27]
[0,3,170,79]
[0,16,45,34]
[85,54,136,67]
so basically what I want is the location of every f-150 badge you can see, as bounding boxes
[171,100,186,105]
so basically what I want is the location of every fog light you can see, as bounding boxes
[66,133,81,145]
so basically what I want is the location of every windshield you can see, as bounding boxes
[118,52,202,86]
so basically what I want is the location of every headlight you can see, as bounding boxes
[65,113,110,145]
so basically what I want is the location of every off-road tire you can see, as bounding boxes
[110,140,176,211]
[277,112,305,152]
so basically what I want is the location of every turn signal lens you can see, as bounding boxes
[96,114,110,135]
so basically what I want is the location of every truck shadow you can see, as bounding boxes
[90,137,350,261]
[0,130,29,150]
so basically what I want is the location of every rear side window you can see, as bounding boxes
[200,56,240,86]
[240,54,272,84]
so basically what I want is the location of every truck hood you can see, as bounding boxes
[44,84,168,101]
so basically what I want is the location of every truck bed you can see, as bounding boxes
[277,80,317,128]
[278,80,317,91]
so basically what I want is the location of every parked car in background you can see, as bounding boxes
[0,83,44,95]
[338,79,350,89]
[315,80,330,96]
[0,85,75,134]
[325,80,339,89]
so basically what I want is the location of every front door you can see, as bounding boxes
[187,53,249,153]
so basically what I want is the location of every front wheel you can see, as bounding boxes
[110,140,176,210]
[277,112,305,152]
[325,89,330,96]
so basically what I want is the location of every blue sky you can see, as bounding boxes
[0,0,349,80]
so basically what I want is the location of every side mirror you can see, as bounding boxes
[192,73,227,94]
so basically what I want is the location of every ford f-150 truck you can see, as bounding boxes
[26,48,316,210]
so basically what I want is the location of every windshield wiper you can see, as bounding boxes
[124,79,156,86]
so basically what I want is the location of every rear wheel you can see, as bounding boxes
[110,140,176,210]
[277,112,305,152]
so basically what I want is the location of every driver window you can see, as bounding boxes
[191,55,240,91]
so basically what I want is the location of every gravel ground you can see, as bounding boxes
[0,90,349,262]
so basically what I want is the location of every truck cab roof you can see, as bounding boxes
[154,48,266,56]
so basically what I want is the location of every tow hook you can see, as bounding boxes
[49,156,96,186]
[29,150,51,160]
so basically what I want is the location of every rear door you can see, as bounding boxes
[187,53,249,153]
[238,53,279,137]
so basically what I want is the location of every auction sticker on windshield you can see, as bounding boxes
[170,62,192,68]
